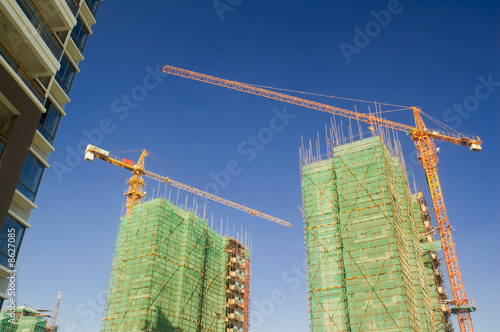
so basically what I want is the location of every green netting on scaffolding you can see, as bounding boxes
[15,316,47,332]
[0,309,58,332]
[101,198,228,332]
[301,136,438,332]
[0,313,16,332]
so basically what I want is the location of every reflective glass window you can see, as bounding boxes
[55,54,76,93]
[0,216,26,269]
[71,15,89,52]
[16,153,45,202]
[38,99,61,144]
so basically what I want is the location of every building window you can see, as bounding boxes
[85,0,100,15]
[65,0,79,16]
[55,54,76,94]
[16,153,45,202]
[71,15,90,52]
[0,216,26,269]
[38,99,61,144]
[0,136,5,159]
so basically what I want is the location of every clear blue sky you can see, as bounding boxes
[15,1,499,331]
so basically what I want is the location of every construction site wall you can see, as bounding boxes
[300,135,440,332]
[101,198,250,332]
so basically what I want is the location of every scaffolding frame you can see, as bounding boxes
[226,238,250,332]
[101,198,250,332]
[300,130,442,332]
[0,306,58,332]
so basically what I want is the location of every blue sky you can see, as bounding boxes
[15,1,499,331]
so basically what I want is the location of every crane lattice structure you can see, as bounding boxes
[84,145,291,227]
[162,65,481,332]
[49,292,61,332]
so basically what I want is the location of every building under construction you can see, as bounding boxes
[300,132,451,331]
[0,306,58,331]
[101,198,250,332]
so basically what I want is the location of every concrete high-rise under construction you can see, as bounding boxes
[101,198,251,332]
[300,133,450,331]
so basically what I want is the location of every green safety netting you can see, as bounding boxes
[102,198,249,332]
[301,136,443,332]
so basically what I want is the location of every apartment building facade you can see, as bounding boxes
[0,0,102,308]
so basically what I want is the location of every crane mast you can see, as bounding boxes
[49,292,61,332]
[84,145,291,227]
[162,65,479,332]
[125,149,149,216]
[412,110,474,331]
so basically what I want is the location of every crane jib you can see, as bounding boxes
[163,65,481,150]
[162,64,480,332]
[84,145,292,227]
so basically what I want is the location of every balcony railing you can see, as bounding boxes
[65,0,80,16]
[0,41,46,104]
[15,0,64,60]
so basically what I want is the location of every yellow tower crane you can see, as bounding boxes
[84,145,291,227]
[162,65,481,332]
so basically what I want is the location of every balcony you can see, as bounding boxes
[227,313,242,320]
[229,256,244,266]
[32,0,78,32]
[228,284,245,293]
[15,0,64,59]
[33,129,55,163]
[0,1,60,77]
[11,189,37,222]
[0,41,46,104]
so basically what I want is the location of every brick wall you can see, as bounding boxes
[0,65,42,229]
